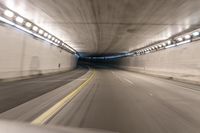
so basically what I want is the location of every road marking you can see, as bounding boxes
[31,70,95,125]
[112,71,122,80]
[124,78,134,85]
[111,71,117,77]
[112,71,134,85]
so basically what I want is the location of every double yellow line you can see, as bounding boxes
[31,70,95,125]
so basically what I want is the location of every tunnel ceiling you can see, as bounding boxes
[1,0,200,54]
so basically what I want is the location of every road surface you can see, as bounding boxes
[0,67,88,113]
[1,67,200,133]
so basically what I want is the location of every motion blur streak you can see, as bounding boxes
[45,66,200,133]
[31,70,95,125]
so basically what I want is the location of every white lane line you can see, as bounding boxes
[112,71,122,80]
[112,71,135,85]
[31,71,96,125]
[111,71,115,75]
[124,78,134,85]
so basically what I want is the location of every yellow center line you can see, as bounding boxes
[31,70,96,125]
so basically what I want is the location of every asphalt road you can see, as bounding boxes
[0,67,88,113]
[1,68,200,133]
[48,68,200,133]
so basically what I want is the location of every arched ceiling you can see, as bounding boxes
[1,0,200,55]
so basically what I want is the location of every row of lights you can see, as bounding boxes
[132,30,200,56]
[84,30,199,60]
[83,52,133,60]
[1,9,77,55]
[80,29,199,60]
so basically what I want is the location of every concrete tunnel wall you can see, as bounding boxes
[0,24,77,80]
[114,41,200,84]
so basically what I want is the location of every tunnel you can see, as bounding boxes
[0,0,200,133]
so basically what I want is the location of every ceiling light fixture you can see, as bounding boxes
[48,35,52,39]
[184,35,191,39]
[44,32,48,37]
[32,26,38,32]
[167,40,171,45]
[15,16,24,23]
[192,32,199,37]
[0,7,77,55]
[38,29,44,35]
[4,10,14,18]
[25,22,32,28]
[177,37,183,42]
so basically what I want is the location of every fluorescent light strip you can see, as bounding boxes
[4,10,14,18]
[0,16,59,47]
[15,16,24,23]
[32,26,38,32]
[165,44,176,49]
[125,53,134,56]
[193,32,199,37]
[0,9,77,55]
[176,39,191,46]
[44,32,48,37]
[63,44,76,53]
[184,35,191,39]
[25,22,32,28]
[129,32,196,57]
[39,29,44,34]
[0,16,14,25]
[177,37,183,42]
